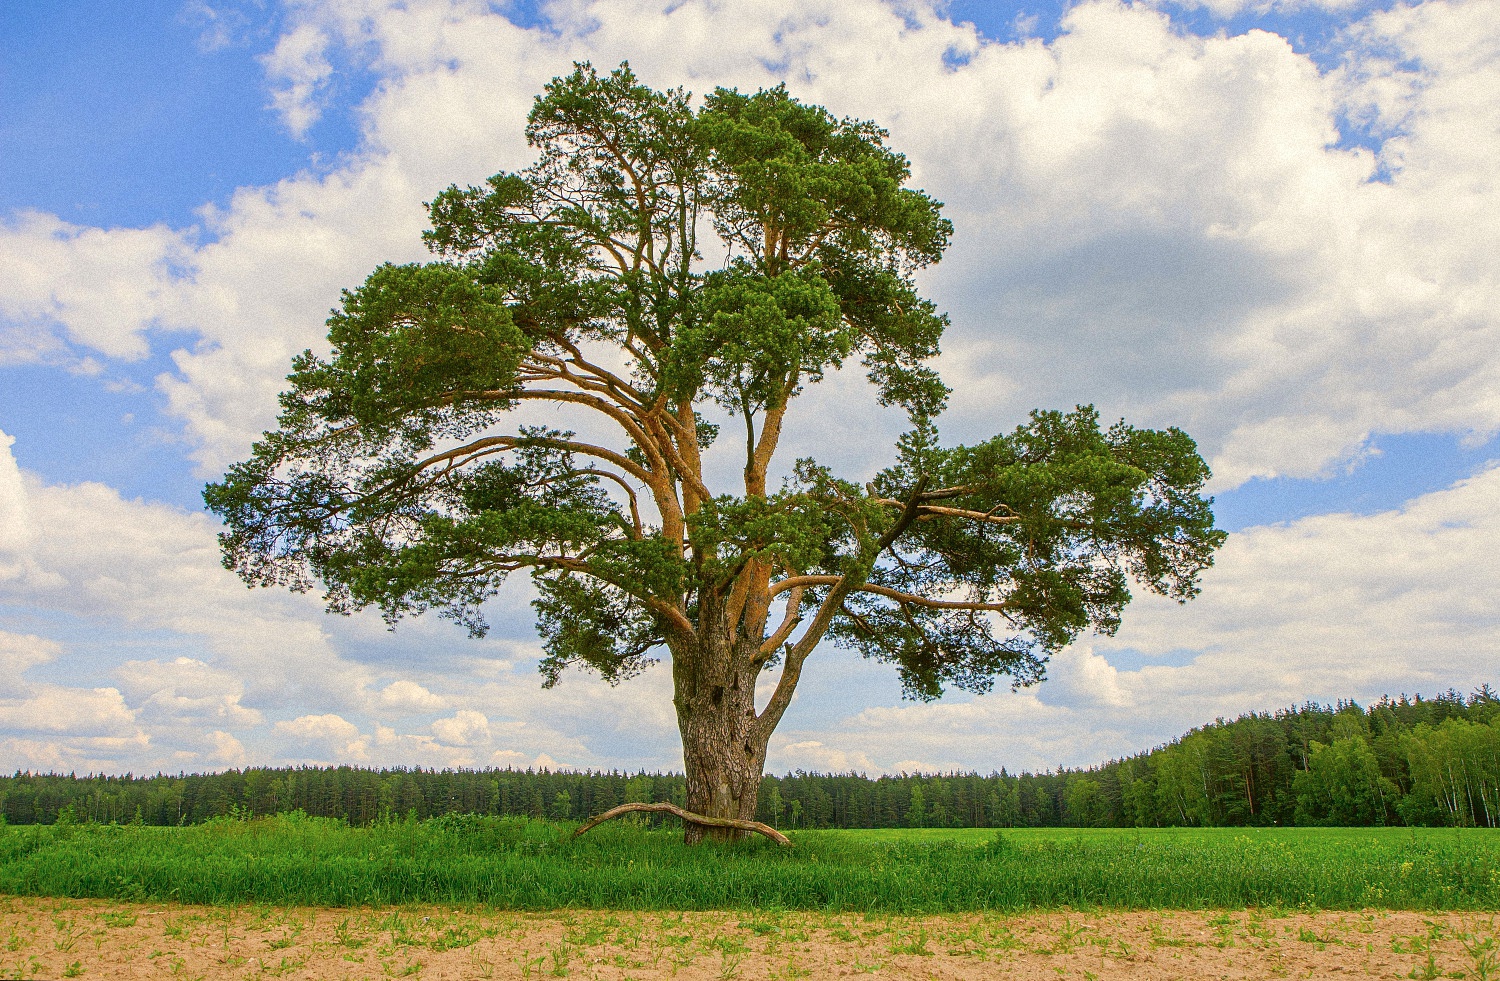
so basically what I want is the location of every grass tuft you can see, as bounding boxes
[0,817,1495,912]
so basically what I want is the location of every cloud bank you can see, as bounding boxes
[2,0,1498,775]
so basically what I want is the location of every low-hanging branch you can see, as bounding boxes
[572,801,792,847]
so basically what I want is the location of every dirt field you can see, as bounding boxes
[0,896,1495,980]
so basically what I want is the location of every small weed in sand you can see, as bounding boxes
[1456,921,1499,981]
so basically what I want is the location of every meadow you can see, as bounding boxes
[1,813,1496,913]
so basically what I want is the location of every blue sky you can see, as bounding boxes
[2,0,1499,777]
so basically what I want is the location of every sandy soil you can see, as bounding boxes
[0,896,1494,980]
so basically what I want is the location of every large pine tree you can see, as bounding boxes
[206,63,1224,843]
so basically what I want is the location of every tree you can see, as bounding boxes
[1292,736,1396,826]
[205,63,1225,843]
[906,783,928,828]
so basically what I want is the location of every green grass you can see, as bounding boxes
[0,814,1496,912]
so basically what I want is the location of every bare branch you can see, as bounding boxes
[546,336,656,402]
[511,389,656,453]
[577,468,644,538]
[768,575,1013,613]
[573,802,790,847]
[914,505,1021,525]
[409,433,655,488]
[758,583,805,657]
[867,498,1020,525]
[536,555,697,638]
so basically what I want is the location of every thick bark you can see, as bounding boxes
[672,617,768,844]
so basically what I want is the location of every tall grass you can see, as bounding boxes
[0,813,1495,912]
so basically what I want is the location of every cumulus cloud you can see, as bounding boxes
[0,431,683,774]
[1097,463,1500,697]
[3,0,1500,776]
[115,657,265,728]
[431,709,491,747]
[0,430,387,709]
[0,213,193,364]
[0,631,58,699]
[3,0,1493,485]
[375,679,448,713]
[262,22,334,137]
[207,730,249,766]
[276,712,361,742]
[1149,0,1372,20]
[275,713,367,760]
[2,0,1496,483]
[0,676,138,738]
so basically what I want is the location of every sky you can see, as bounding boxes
[2,0,1498,779]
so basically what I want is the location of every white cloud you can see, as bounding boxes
[375,679,448,713]
[768,687,1115,775]
[69,2,1500,486]
[0,212,193,364]
[276,712,360,741]
[0,629,150,752]
[2,0,1496,484]
[0,734,153,774]
[0,685,137,738]
[913,0,1500,487]
[775,740,880,775]
[274,713,365,762]
[431,709,491,747]
[0,631,58,698]
[1098,463,1500,697]
[0,432,384,713]
[115,657,265,728]
[207,730,249,766]
[4,0,1500,778]
[1150,0,1371,20]
[262,22,334,138]
[0,431,684,774]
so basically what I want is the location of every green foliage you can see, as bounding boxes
[1293,737,1398,825]
[1400,716,1500,827]
[687,489,836,587]
[833,407,1223,700]
[202,62,977,682]
[202,62,1226,815]
[2,688,1495,834]
[533,569,664,686]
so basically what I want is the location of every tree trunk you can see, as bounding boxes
[673,627,768,844]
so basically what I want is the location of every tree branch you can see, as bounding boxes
[409,433,655,488]
[545,336,656,403]
[572,801,790,846]
[511,389,656,454]
[531,555,697,638]
[576,468,644,538]
[754,476,929,737]
[867,498,1020,525]
[758,583,805,657]
[767,575,1014,612]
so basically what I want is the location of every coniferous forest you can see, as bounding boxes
[3,688,1496,830]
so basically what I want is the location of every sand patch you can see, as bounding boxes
[0,896,1494,979]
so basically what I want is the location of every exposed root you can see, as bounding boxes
[572,801,792,847]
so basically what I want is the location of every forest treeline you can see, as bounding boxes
[3,687,1497,829]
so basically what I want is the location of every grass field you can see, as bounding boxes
[1,814,1497,912]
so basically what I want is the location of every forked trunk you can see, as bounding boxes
[673,630,768,844]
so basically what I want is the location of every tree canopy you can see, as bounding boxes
[205,63,1225,840]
